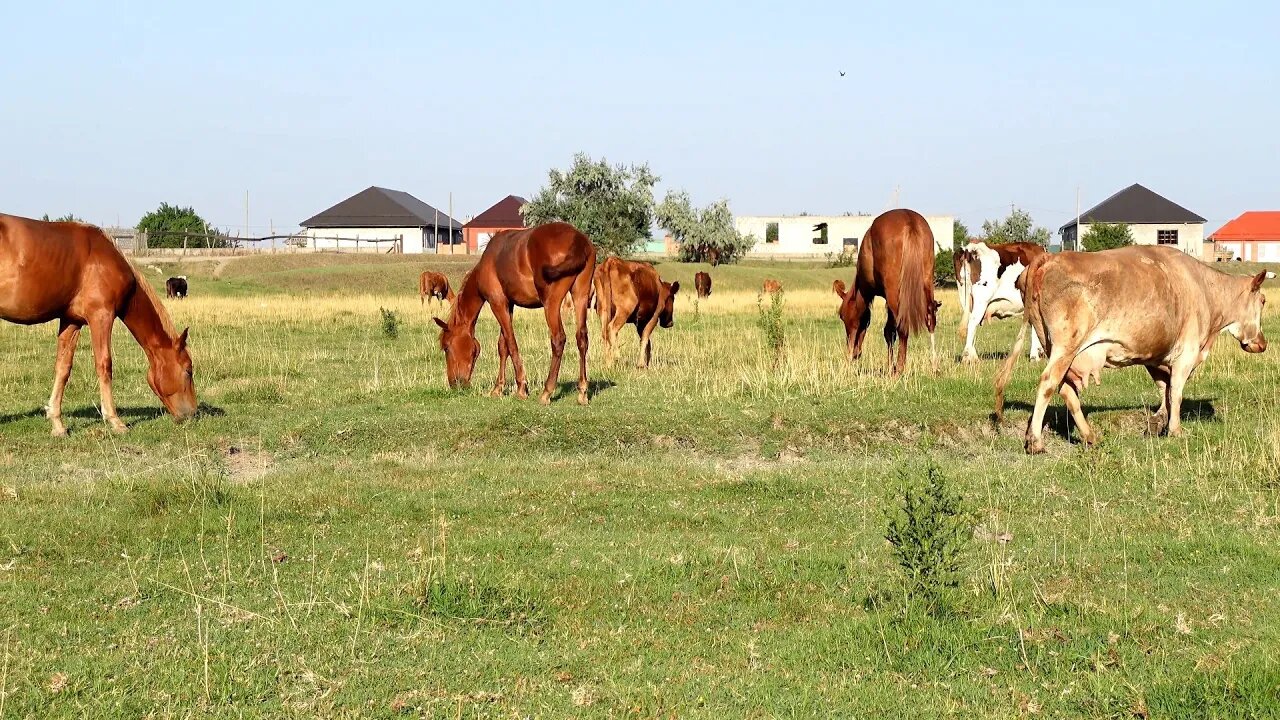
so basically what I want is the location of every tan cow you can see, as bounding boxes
[995,245,1271,454]
[593,257,679,368]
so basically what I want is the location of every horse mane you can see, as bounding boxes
[895,215,933,335]
[130,265,179,338]
[446,268,480,327]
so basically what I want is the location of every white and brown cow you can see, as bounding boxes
[995,245,1272,454]
[954,241,1046,363]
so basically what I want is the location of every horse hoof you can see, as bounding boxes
[961,354,979,365]
[577,393,589,406]
[538,393,551,406]
[1167,426,1185,439]
[109,423,128,435]
[1024,438,1046,455]
[51,426,68,438]
[489,387,505,398]
[1081,433,1101,448]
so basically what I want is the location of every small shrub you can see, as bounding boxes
[884,466,974,612]
[379,307,401,339]
[934,250,955,284]
[826,249,856,268]
[756,290,786,367]
[1081,222,1134,252]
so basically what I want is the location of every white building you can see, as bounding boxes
[735,213,954,258]
[1058,184,1206,257]
[299,186,461,254]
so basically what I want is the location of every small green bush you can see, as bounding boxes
[756,290,786,367]
[379,307,401,339]
[826,249,856,268]
[885,466,974,612]
[934,250,955,284]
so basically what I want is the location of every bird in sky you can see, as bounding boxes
[839,71,846,77]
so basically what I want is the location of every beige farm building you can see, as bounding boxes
[735,213,954,258]
[1058,184,1206,257]
[299,186,462,254]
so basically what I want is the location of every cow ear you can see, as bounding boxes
[433,317,449,331]
[1251,271,1268,292]
[833,280,847,297]
[177,327,189,350]
[670,281,680,295]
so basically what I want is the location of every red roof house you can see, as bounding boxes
[1209,211,1280,262]
[462,195,526,253]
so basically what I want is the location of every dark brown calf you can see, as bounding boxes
[694,272,712,298]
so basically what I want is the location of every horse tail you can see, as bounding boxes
[896,215,933,336]
[593,257,614,323]
[993,321,1028,423]
[419,271,428,304]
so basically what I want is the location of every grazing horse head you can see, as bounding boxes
[1227,271,1272,353]
[148,327,197,422]
[659,280,680,328]
[434,317,480,388]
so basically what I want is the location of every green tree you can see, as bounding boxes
[137,203,226,249]
[656,191,754,265]
[42,213,85,223]
[521,153,658,257]
[981,208,1051,247]
[952,220,969,251]
[1081,222,1134,252]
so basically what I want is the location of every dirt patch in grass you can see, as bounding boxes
[223,444,274,485]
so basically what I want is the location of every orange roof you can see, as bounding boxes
[1210,211,1280,241]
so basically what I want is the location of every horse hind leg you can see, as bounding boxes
[46,320,82,437]
[539,280,573,405]
[572,268,592,405]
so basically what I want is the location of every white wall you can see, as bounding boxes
[1077,222,1205,258]
[1216,240,1280,262]
[300,227,427,253]
[735,215,954,257]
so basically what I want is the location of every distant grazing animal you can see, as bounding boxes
[762,279,783,294]
[165,276,188,299]
[954,241,1045,362]
[694,271,712,298]
[995,246,1272,454]
[434,222,595,405]
[833,208,939,376]
[593,257,679,368]
[0,214,197,435]
[419,271,454,305]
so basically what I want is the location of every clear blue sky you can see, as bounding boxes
[5,0,1278,237]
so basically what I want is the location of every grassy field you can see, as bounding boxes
[1,252,1278,718]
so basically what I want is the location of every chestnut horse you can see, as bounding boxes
[434,222,595,405]
[0,215,197,435]
[419,271,454,305]
[833,208,938,377]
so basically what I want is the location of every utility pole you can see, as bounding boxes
[449,191,454,255]
[244,190,250,239]
[1074,187,1081,251]
[434,205,439,254]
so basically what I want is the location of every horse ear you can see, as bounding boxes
[177,327,189,350]
[1251,271,1269,292]
[433,317,449,331]
[670,281,680,295]
[833,280,847,297]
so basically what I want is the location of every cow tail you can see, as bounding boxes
[993,322,1027,423]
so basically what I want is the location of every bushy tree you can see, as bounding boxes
[657,191,754,265]
[1081,222,1134,252]
[952,220,969,251]
[137,203,226,249]
[521,153,658,257]
[42,213,84,223]
[981,208,1051,247]
[934,250,956,283]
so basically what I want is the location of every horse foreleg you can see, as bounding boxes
[540,284,570,405]
[46,320,82,437]
[490,301,527,399]
[848,292,871,362]
[573,271,592,405]
[88,314,127,433]
[491,329,510,397]
[882,311,898,376]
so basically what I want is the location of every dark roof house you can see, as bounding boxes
[463,195,527,230]
[1059,183,1205,232]
[302,186,460,230]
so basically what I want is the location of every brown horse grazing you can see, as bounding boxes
[433,222,595,405]
[0,215,197,435]
[833,208,938,377]
[762,279,783,294]
[593,257,679,368]
[419,271,454,305]
[694,271,712,298]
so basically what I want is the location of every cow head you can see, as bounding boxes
[659,280,680,328]
[434,317,480,388]
[1227,271,1272,353]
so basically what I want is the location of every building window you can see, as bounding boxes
[812,222,829,245]
[1157,229,1178,245]
[765,222,779,244]
[842,237,858,249]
